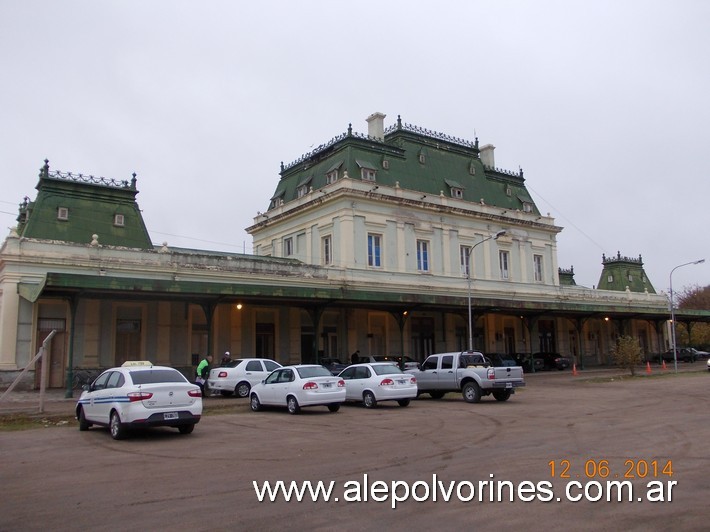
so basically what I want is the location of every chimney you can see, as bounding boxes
[480,144,495,168]
[366,112,386,140]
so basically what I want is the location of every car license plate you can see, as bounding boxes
[322,383,332,388]
[164,412,178,420]
[398,380,406,384]
[506,382,512,389]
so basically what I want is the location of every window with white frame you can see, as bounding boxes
[57,207,69,220]
[533,254,543,282]
[451,187,464,198]
[361,168,376,182]
[460,245,472,277]
[499,250,510,280]
[417,240,429,272]
[522,202,533,213]
[114,213,125,227]
[284,237,293,256]
[322,235,332,266]
[367,233,382,267]
[325,170,338,184]
[297,185,308,198]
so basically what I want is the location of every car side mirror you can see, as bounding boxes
[82,384,91,392]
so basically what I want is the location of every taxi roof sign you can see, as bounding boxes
[121,360,153,367]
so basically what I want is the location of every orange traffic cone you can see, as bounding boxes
[646,361,652,374]
[572,363,578,376]
[662,360,667,371]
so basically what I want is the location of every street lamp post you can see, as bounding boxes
[467,230,506,352]
[669,259,705,373]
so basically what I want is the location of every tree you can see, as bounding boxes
[675,285,710,349]
[611,335,643,376]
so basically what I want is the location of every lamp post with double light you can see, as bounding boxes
[467,230,506,352]
[669,259,705,373]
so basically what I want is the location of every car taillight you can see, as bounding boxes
[410,377,416,384]
[218,371,228,378]
[487,368,495,380]
[303,381,318,390]
[188,389,202,398]
[379,378,394,386]
[127,391,153,402]
[337,379,345,388]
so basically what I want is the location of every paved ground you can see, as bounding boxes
[1,365,708,531]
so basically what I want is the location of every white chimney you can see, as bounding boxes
[480,144,495,168]
[366,112,386,140]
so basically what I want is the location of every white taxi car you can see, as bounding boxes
[338,362,417,408]
[249,365,345,414]
[75,361,202,440]
[207,358,282,398]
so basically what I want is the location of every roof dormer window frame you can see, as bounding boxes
[57,207,69,221]
[356,160,377,182]
[113,213,125,227]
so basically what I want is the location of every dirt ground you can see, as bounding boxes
[1,366,707,531]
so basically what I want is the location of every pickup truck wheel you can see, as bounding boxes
[429,391,445,399]
[462,382,482,404]
[493,389,511,402]
[363,391,377,408]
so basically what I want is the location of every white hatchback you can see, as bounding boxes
[75,361,202,440]
[338,362,418,408]
[249,365,346,414]
[207,358,282,398]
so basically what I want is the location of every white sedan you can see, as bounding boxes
[207,358,282,398]
[249,365,346,414]
[338,362,417,408]
[75,361,202,440]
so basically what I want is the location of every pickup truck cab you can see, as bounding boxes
[410,351,525,403]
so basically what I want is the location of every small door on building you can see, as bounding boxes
[35,319,67,389]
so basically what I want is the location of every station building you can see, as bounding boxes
[1,113,706,393]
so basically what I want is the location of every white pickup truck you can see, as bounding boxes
[410,351,525,403]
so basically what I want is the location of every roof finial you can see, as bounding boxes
[131,172,137,189]
[347,123,352,136]
[397,115,402,129]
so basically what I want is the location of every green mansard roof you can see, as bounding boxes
[268,115,538,214]
[16,160,153,249]
[596,252,656,294]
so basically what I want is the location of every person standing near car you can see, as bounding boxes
[220,351,232,367]
[195,354,213,396]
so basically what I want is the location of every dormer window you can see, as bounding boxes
[57,207,69,220]
[517,194,533,213]
[382,160,389,170]
[469,162,476,175]
[114,214,125,227]
[356,160,377,182]
[419,153,426,164]
[506,186,512,197]
[608,275,614,283]
[296,175,313,198]
[444,179,465,199]
[325,160,343,185]
[269,192,285,210]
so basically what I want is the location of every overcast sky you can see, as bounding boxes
[1,0,708,294]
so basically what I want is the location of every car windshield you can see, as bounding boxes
[371,365,404,376]
[130,369,187,384]
[296,366,333,378]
